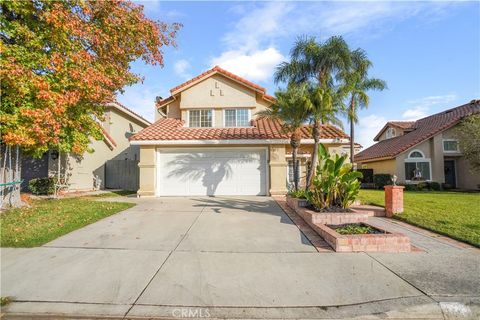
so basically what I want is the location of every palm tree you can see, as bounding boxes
[305,84,346,183]
[275,36,351,187]
[257,84,310,191]
[342,49,386,164]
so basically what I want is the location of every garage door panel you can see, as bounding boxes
[158,149,267,196]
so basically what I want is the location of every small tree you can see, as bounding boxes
[257,84,310,191]
[454,114,480,173]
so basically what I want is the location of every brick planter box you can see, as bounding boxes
[284,195,411,252]
[285,195,308,210]
[314,223,411,253]
[286,196,372,224]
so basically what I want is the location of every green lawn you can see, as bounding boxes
[358,190,480,247]
[1,197,135,247]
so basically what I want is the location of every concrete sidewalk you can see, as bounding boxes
[1,196,479,319]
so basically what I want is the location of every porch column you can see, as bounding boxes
[269,145,287,195]
[137,145,156,197]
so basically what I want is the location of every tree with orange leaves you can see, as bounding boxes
[1,0,181,156]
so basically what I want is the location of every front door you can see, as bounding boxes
[444,160,456,188]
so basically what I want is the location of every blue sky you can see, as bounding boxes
[118,1,480,147]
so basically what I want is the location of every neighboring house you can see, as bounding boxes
[21,102,151,191]
[356,100,480,189]
[130,66,358,197]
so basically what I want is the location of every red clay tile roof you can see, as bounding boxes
[389,121,415,129]
[130,118,348,142]
[170,65,266,94]
[356,100,480,162]
[373,121,416,141]
[155,96,175,108]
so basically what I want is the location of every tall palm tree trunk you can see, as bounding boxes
[290,131,302,191]
[306,120,321,188]
[350,117,355,164]
[349,98,356,164]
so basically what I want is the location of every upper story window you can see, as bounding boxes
[189,110,212,127]
[224,109,250,127]
[443,139,459,153]
[385,127,396,139]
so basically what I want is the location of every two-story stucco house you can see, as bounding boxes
[356,100,480,189]
[22,101,151,191]
[130,66,357,197]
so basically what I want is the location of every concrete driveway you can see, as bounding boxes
[1,196,479,319]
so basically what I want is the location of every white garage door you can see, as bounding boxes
[157,148,267,196]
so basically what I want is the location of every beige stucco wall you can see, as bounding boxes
[137,145,156,196]
[268,144,287,195]
[453,156,480,189]
[49,107,148,191]
[360,159,397,175]
[158,73,273,127]
[180,74,256,108]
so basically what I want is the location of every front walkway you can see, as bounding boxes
[1,196,479,319]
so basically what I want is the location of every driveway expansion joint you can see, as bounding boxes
[123,204,205,319]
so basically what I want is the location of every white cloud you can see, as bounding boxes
[174,59,191,80]
[211,48,285,82]
[211,1,458,86]
[356,114,388,148]
[402,94,457,120]
[116,84,168,122]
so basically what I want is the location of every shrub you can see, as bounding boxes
[373,174,392,189]
[429,181,441,191]
[402,181,442,191]
[288,189,307,199]
[403,184,417,191]
[416,182,428,191]
[306,144,363,210]
[28,177,55,195]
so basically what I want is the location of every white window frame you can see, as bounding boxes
[386,127,396,139]
[404,149,432,182]
[286,159,301,185]
[187,109,214,128]
[442,139,460,153]
[223,108,252,127]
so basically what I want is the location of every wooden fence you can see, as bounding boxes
[105,160,139,191]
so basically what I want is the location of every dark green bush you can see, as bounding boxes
[403,184,417,191]
[416,182,428,191]
[429,181,441,191]
[28,177,55,195]
[373,174,392,189]
[402,181,442,191]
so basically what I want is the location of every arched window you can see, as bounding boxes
[408,150,424,158]
[405,150,431,181]
[386,127,396,139]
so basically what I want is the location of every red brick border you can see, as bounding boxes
[274,196,333,252]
